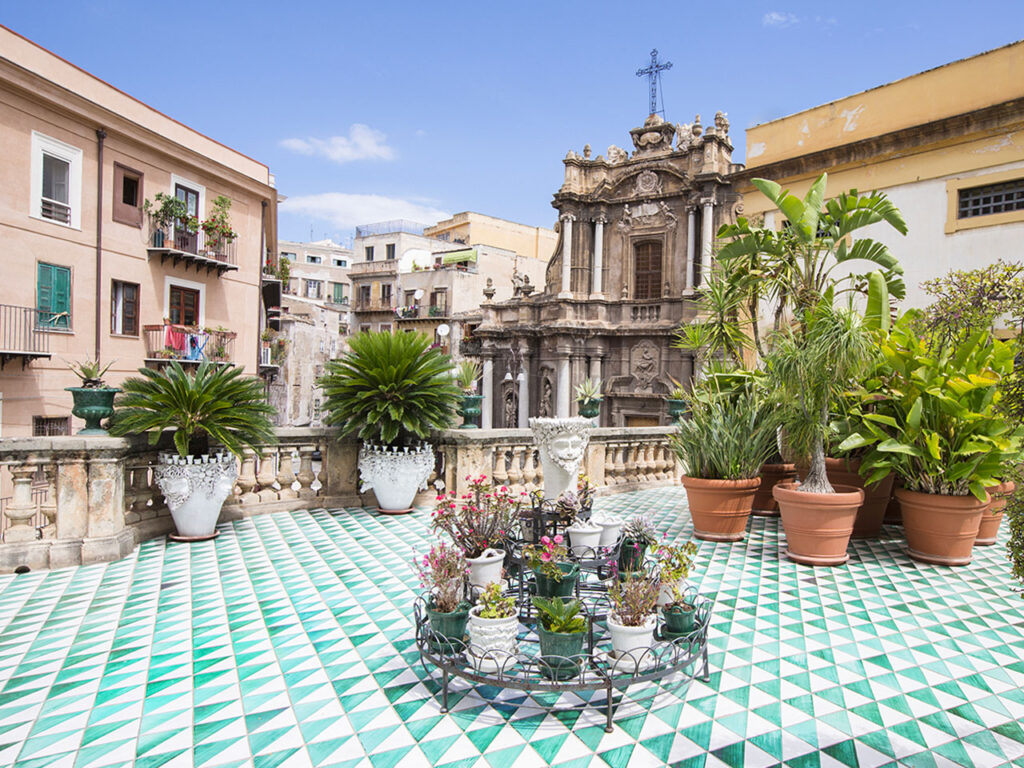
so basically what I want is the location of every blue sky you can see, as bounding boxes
[5,1,1024,244]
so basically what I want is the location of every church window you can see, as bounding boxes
[633,241,663,300]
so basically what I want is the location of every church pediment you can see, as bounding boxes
[607,166,690,202]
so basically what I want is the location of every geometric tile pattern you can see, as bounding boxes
[0,487,1022,767]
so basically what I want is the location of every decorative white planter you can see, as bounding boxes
[467,548,505,589]
[656,578,693,608]
[467,605,519,672]
[607,613,657,673]
[154,453,238,541]
[592,513,624,548]
[566,520,602,557]
[529,417,592,502]
[358,443,434,513]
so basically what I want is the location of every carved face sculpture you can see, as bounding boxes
[548,433,585,473]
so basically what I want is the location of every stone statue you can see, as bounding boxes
[715,111,730,136]
[675,122,692,151]
[583,144,592,160]
[504,389,517,428]
[520,275,534,297]
[607,145,628,164]
[529,417,592,502]
[483,277,496,301]
[659,201,677,228]
[621,204,634,228]
[539,377,553,417]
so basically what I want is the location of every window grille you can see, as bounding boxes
[957,179,1024,219]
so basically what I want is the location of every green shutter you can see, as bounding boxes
[333,282,345,302]
[36,263,70,328]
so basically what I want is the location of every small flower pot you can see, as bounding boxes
[566,521,602,557]
[466,548,505,589]
[425,601,470,654]
[532,562,579,599]
[577,400,601,419]
[977,481,1015,545]
[66,386,120,435]
[593,514,623,548]
[467,605,519,672]
[536,624,586,681]
[607,613,657,672]
[897,488,988,565]
[459,394,483,429]
[617,538,648,572]
[661,604,696,634]
[666,398,686,420]
[656,578,690,608]
[681,475,760,542]
[752,463,797,516]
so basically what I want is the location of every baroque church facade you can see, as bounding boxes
[475,111,743,428]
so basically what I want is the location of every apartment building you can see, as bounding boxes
[279,238,352,306]
[0,25,278,436]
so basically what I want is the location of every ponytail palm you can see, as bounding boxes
[111,361,277,458]
[319,330,460,445]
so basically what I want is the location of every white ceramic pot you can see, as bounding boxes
[566,521,602,557]
[607,613,657,673]
[467,548,505,589]
[592,514,624,548]
[467,605,519,672]
[358,443,435,513]
[656,578,693,608]
[154,453,238,540]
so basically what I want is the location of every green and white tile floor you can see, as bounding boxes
[0,487,1023,768]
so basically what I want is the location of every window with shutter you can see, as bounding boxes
[36,263,71,329]
[633,241,663,300]
[111,280,140,335]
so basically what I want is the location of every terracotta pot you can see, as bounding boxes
[824,458,895,539]
[681,476,760,542]
[752,463,797,516]
[773,482,864,566]
[884,478,904,525]
[896,488,989,566]
[977,480,1016,546]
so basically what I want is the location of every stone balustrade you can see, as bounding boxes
[0,425,680,572]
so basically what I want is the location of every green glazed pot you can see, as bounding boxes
[661,604,696,634]
[425,601,470,654]
[617,538,648,572]
[536,623,586,680]
[66,387,120,435]
[533,562,579,599]
[577,400,601,418]
[666,398,687,420]
[459,394,483,429]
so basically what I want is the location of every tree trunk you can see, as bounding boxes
[799,409,834,494]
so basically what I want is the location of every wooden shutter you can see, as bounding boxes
[37,263,70,328]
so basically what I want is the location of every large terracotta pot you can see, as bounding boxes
[884,478,904,525]
[976,481,1016,546]
[681,476,760,542]
[752,463,796,516]
[896,488,989,566]
[824,458,895,539]
[773,482,864,566]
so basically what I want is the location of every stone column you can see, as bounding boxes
[686,208,697,293]
[701,199,715,285]
[517,372,529,428]
[589,355,602,384]
[556,354,571,418]
[3,462,38,543]
[481,354,494,429]
[559,214,574,298]
[592,215,606,297]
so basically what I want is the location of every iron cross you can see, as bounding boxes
[636,49,672,117]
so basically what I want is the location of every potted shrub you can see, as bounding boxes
[467,582,519,672]
[200,195,237,259]
[532,596,587,681]
[665,379,688,421]
[524,534,578,598]
[839,314,1021,565]
[319,330,461,513]
[617,515,658,572]
[607,570,659,671]
[654,539,698,607]
[574,378,602,419]
[454,359,482,429]
[660,581,698,637]
[417,542,470,654]
[110,361,276,540]
[432,475,519,588]
[65,357,119,435]
[670,382,777,541]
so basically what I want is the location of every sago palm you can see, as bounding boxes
[111,361,277,458]
[318,330,460,445]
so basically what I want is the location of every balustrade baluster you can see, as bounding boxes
[315,441,327,494]
[39,461,57,538]
[625,445,639,484]
[277,448,299,500]
[612,443,626,484]
[236,450,259,504]
[641,444,655,481]
[297,446,316,499]
[4,462,38,542]
[653,444,668,481]
[256,449,279,502]
[492,447,509,488]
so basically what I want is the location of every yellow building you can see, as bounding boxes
[736,40,1024,307]
[424,211,558,265]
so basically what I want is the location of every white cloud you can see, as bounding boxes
[762,11,799,27]
[280,124,395,163]
[280,192,449,231]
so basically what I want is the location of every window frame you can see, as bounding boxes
[380,283,393,305]
[36,262,72,331]
[304,279,324,299]
[386,243,396,260]
[163,276,205,327]
[111,279,140,337]
[945,168,1024,234]
[365,246,375,262]
[632,239,664,300]
[112,163,144,227]
[30,132,83,229]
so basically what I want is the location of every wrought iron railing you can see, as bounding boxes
[143,324,236,363]
[148,224,239,266]
[0,304,51,354]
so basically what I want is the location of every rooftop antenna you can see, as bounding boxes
[636,48,672,118]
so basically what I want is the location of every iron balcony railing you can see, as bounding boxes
[0,304,51,356]
[143,324,236,364]
[148,224,239,266]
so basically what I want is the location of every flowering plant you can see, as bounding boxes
[622,515,659,548]
[476,582,517,619]
[656,539,699,582]
[415,542,467,613]
[662,581,696,612]
[200,195,237,248]
[523,535,570,581]
[431,475,520,559]
[609,569,659,626]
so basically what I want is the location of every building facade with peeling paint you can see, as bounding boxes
[735,40,1024,308]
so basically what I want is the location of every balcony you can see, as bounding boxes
[147,225,239,275]
[142,324,236,366]
[0,304,51,368]
[353,301,396,313]
[348,260,398,276]
[396,305,420,319]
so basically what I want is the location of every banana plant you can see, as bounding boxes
[837,311,1022,500]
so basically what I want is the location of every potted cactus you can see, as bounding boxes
[574,378,602,419]
[65,357,119,435]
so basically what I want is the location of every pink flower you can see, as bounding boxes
[553,535,563,545]
[540,552,552,563]
[541,536,551,545]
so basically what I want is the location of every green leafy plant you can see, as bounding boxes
[669,380,779,480]
[673,259,751,369]
[666,377,687,401]
[110,361,276,458]
[476,582,516,619]
[318,330,460,446]
[573,378,602,405]
[454,359,481,393]
[66,357,115,388]
[609,571,659,626]
[837,311,1022,500]
[143,192,197,232]
[200,195,237,249]
[662,581,696,611]
[531,596,586,634]
[655,540,699,582]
